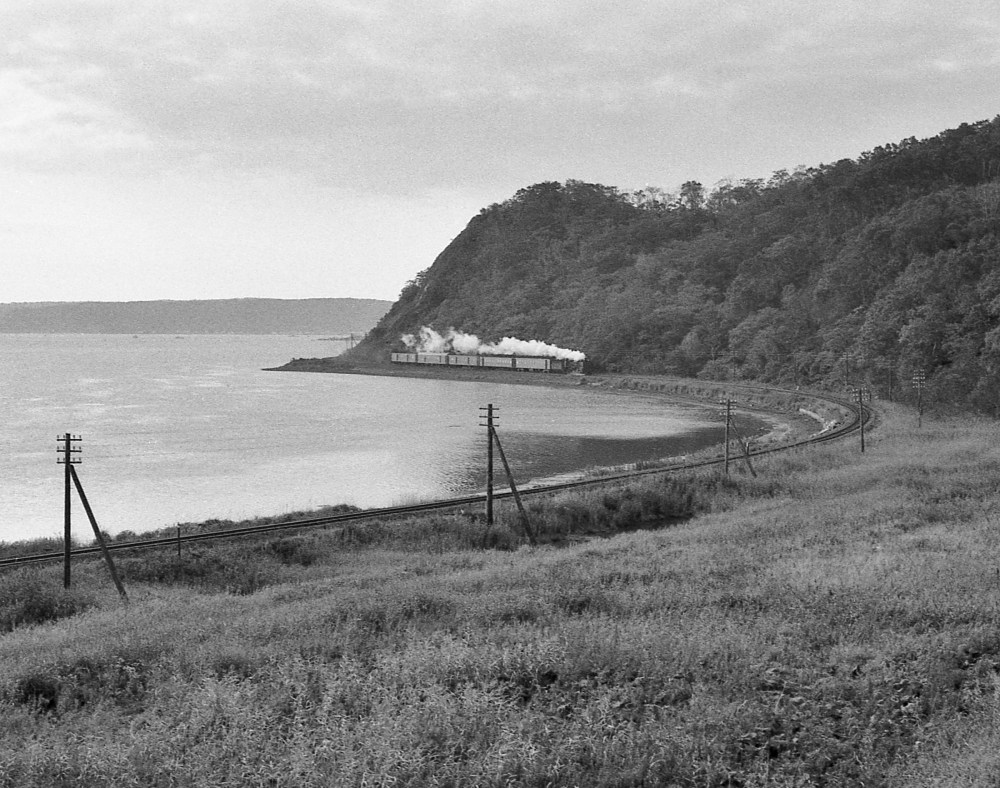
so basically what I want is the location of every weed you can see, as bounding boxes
[11,671,60,713]
[0,569,95,632]
[264,534,325,566]
[117,543,282,594]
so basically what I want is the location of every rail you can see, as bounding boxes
[0,383,868,568]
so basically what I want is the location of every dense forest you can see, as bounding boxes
[358,116,1000,413]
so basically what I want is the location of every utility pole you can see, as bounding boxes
[852,386,871,452]
[478,404,536,544]
[912,370,926,428]
[721,399,731,475]
[57,433,81,588]
[479,404,496,525]
[55,433,128,601]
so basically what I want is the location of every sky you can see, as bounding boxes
[2,1,999,304]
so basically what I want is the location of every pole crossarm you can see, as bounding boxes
[56,435,82,464]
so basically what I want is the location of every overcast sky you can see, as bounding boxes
[3,0,998,304]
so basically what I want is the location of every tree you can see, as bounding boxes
[678,181,706,211]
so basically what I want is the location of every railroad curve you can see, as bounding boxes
[0,383,868,568]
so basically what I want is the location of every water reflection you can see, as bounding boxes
[1,334,769,540]
[449,426,727,493]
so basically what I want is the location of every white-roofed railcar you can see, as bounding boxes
[391,352,581,373]
[480,355,515,369]
[515,356,550,372]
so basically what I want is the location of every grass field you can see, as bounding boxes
[2,401,1000,786]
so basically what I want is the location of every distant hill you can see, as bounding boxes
[0,298,391,335]
[349,116,1000,413]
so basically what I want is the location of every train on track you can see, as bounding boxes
[390,351,584,374]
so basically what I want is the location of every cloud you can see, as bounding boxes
[1,0,997,304]
[0,0,998,191]
[0,63,149,165]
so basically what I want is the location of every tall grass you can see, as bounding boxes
[4,404,1000,785]
[0,569,95,634]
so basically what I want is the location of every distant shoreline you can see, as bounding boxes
[0,297,390,335]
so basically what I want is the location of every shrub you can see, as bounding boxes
[8,649,156,715]
[209,650,259,679]
[263,535,325,566]
[0,569,95,633]
[117,544,281,595]
[11,671,60,713]
[0,536,64,561]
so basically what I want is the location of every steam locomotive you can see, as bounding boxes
[390,351,583,374]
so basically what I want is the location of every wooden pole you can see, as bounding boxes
[69,464,128,603]
[723,400,731,476]
[912,371,925,429]
[859,390,866,453]
[491,427,537,545]
[480,404,495,525]
[853,386,870,452]
[487,404,494,525]
[63,433,72,588]
[57,433,80,588]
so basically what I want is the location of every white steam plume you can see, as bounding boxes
[401,327,586,361]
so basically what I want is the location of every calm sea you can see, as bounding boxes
[0,334,728,544]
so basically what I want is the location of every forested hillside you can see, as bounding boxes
[360,116,1000,413]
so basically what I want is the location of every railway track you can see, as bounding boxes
[0,384,868,569]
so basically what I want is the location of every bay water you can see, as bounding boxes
[0,334,728,544]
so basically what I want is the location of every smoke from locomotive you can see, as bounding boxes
[394,327,586,374]
[401,327,585,361]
